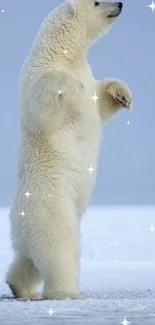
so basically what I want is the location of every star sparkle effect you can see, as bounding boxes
[24,191,31,198]
[86,165,96,175]
[149,225,155,232]
[1,9,5,13]
[48,308,55,316]
[20,211,26,216]
[90,92,100,103]
[147,0,155,12]
[58,89,62,95]
[121,317,130,325]
[126,120,130,125]
[63,49,68,55]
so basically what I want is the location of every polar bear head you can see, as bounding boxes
[30,0,123,64]
[66,0,123,43]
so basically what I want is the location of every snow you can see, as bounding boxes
[0,206,155,324]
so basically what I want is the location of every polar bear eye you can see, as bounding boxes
[94,1,100,6]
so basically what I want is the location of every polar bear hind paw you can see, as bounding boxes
[8,284,42,300]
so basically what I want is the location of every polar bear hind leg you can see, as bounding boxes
[27,199,87,300]
[6,255,42,299]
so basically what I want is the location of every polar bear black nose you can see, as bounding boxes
[118,2,123,9]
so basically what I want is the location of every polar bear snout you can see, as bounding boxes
[118,2,123,10]
[107,2,123,18]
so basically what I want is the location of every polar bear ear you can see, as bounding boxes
[66,0,76,18]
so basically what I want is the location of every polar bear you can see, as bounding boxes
[6,0,132,300]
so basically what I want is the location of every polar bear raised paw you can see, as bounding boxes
[106,79,132,109]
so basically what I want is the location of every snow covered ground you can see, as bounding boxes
[0,206,155,324]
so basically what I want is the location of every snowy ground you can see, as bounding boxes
[0,206,155,324]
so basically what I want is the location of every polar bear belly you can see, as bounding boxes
[48,103,101,215]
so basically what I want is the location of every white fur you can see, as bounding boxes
[6,0,132,300]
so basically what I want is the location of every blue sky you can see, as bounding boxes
[0,0,155,206]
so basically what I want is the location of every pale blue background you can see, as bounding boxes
[0,0,154,206]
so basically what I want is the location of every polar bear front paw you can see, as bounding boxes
[106,80,132,109]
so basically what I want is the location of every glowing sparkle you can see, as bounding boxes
[58,89,62,95]
[24,191,31,198]
[20,211,26,216]
[126,120,130,125]
[63,49,68,55]
[149,225,155,232]
[90,92,100,103]
[48,308,55,316]
[86,165,95,175]
[147,0,155,12]
[121,317,130,325]
[1,9,5,13]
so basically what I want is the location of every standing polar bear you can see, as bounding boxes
[6,0,132,300]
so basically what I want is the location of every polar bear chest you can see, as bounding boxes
[48,88,101,208]
[48,63,101,206]
[50,61,101,171]
[69,63,101,164]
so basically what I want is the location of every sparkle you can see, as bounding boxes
[86,165,95,175]
[1,9,5,13]
[20,211,26,216]
[149,225,155,232]
[63,49,68,55]
[121,317,130,325]
[24,191,31,198]
[90,92,100,103]
[48,308,55,316]
[126,120,130,125]
[147,0,155,12]
[58,89,62,95]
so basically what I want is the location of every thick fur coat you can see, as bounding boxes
[6,0,132,300]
